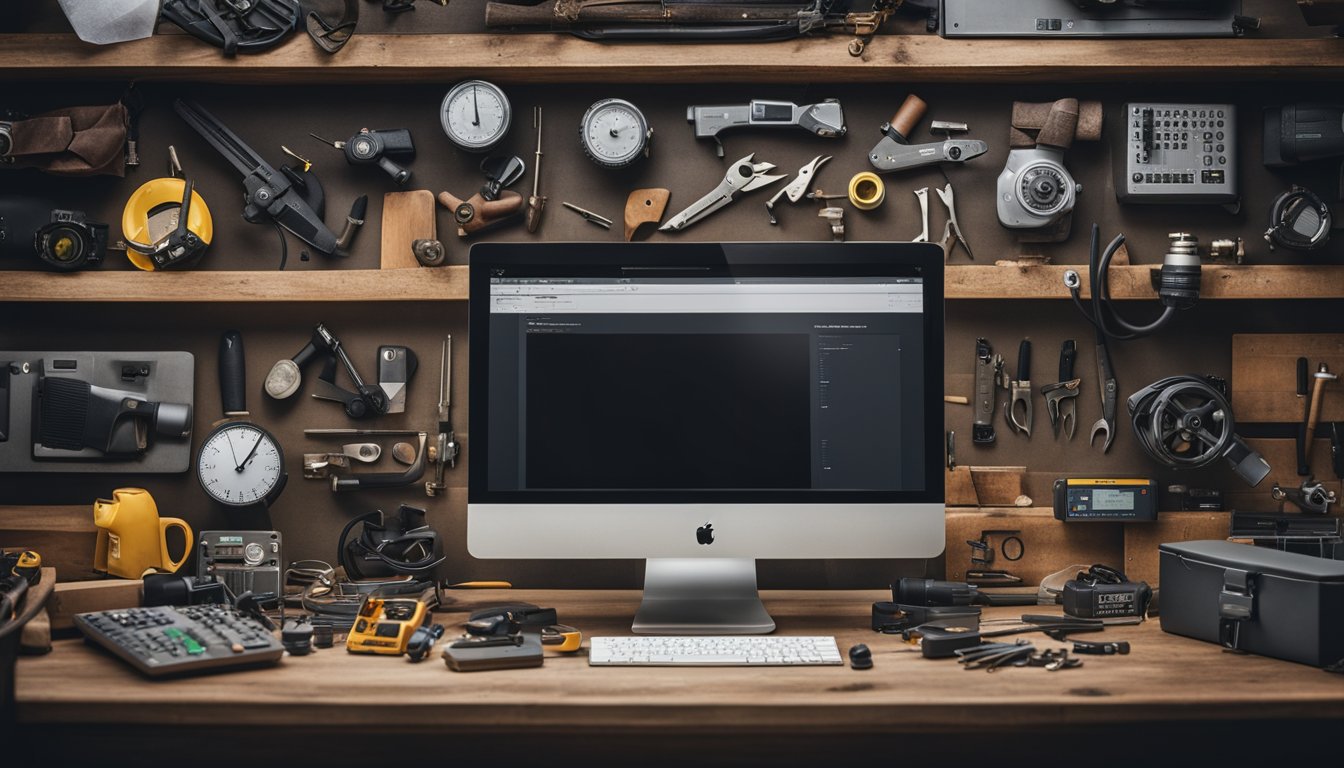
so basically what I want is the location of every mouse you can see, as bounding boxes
[848,643,873,670]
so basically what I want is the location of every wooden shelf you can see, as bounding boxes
[3,263,1339,303]
[1,266,467,303]
[1,33,1340,84]
[945,263,1344,300]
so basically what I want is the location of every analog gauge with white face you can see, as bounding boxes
[580,98,652,169]
[197,422,285,507]
[441,80,512,153]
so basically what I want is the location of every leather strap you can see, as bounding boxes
[3,104,128,177]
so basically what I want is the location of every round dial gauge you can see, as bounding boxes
[1017,163,1071,216]
[580,98,652,169]
[440,80,512,153]
[197,421,286,508]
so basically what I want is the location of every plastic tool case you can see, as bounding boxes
[1159,540,1344,668]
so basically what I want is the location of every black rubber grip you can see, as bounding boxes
[219,330,247,416]
[1059,339,1076,381]
[1017,340,1031,382]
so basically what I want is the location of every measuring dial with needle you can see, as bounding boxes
[580,98,652,169]
[440,80,512,153]
[197,331,287,509]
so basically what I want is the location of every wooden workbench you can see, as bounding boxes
[12,589,1344,765]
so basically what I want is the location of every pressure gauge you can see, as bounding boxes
[440,80,512,153]
[197,421,287,508]
[580,98,652,169]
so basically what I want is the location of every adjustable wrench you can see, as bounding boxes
[1041,339,1081,440]
[1090,336,1118,453]
[1005,339,1033,437]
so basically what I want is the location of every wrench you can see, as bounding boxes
[1090,337,1117,453]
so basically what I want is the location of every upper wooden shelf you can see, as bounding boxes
[1,33,1340,84]
[3,264,1339,303]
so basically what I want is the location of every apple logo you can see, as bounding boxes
[696,523,714,545]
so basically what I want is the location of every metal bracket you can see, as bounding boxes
[1218,567,1255,650]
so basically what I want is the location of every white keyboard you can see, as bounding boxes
[588,635,843,666]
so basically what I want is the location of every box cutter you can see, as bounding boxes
[660,154,784,232]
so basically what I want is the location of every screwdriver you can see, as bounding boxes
[526,106,546,233]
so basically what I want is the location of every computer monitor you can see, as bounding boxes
[468,242,945,634]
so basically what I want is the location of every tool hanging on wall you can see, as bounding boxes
[305,0,358,53]
[264,324,391,419]
[973,338,1003,445]
[440,80,513,153]
[662,154,784,232]
[1272,478,1338,515]
[304,429,428,491]
[1005,339,1034,437]
[934,183,972,260]
[526,106,546,233]
[197,331,288,509]
[1264,185,1333,252]
[437,155,526,237]
[1128,374,1271,486]
[912,187,930,243]
[1041,340,1081,440]
[562,202,614,229]
[766,155,831,224]
[310,128,416,184]
[688,99,845,158]
[425,336,459,498]
[1304,363,1338,469]
[121,147,214,271]
[868,93,988,174]
[581,98,653,169]
[174,99,342,257]
[997,98,1101,242]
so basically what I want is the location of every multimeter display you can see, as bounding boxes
[1053,478,1157,522]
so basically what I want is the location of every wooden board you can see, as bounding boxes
[44,580,143,634]
[1232,334,1344,423]
[1123,512,1233,586]
[1,34,1342,84]
[1,267,469,303]
[944,508,1123,584]
[380,190,437,269]
[0,506,99,582]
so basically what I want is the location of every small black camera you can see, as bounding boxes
[0,196,107,271]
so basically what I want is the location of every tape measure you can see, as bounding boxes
[848,172,885,210]
[121,161,213,270]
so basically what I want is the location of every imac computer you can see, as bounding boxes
[468,242,945,634]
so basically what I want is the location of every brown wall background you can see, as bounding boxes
[2,0,1342,587]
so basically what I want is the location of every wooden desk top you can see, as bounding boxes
[16,589,1344,732]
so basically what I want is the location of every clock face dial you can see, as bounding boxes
[441,80,511,152]
[197,423,284,507]
[581,99,649,168]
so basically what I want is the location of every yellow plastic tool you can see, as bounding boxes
[92,488,193,579]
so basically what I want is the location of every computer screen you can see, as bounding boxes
[468,243,944,632]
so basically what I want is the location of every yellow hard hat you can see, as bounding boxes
[121,176,213,271]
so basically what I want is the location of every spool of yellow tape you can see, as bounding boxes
[848,172,885,210]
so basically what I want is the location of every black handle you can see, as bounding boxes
[1017,340,1031,382]
[219,330,247,417]
[1059,339,1076,381]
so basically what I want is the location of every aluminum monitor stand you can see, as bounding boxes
[632,558,775,634]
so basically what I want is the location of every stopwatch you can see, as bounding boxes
[580,98,652,169]
[197,421,287,508]
[440,80,512,153]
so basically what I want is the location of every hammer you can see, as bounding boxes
[1304,363,1339,468]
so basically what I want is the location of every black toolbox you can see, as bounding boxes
[1159,540,1344,668]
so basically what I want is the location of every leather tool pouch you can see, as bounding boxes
[1159,539,1344,669]
[3,103,129,177]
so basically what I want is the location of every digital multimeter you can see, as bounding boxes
[1053,478,1158,522]
[346,595,430,655]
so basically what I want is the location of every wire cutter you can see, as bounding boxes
[766,155,831,224]
[661,154,784,232]
[1040,339,1081,440]
[935,182,973,260]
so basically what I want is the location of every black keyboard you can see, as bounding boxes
[74,604,284,677]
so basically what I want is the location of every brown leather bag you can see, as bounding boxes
[2,102,128,177]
